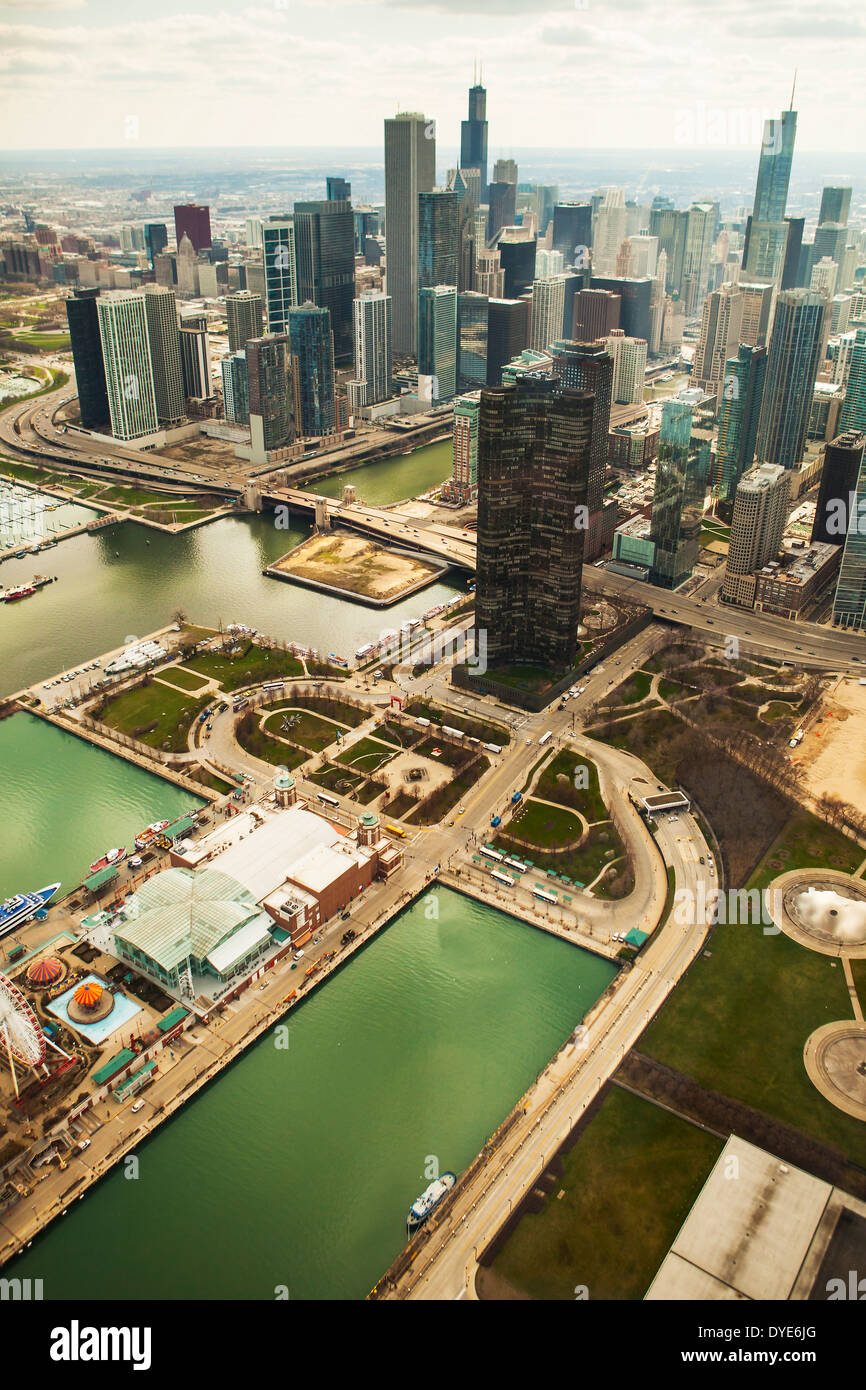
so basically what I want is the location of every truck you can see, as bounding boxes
[491,815,501,828]
[511,791,522,804]
[789,728,805,748]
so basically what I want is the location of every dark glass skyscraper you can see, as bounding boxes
[65,288,110,429]
[486,298,530,386]
[487,182,516,246]
[460,82,488,202]
[650,401,710,588]
[552,204,592,264]
[474,378,592,670]
[549,340,612,514]
[832,447,866,630]
[590,275,652,342]
[418,190,461,292]
[756,289,827,469]
[812,430,866,545]
[246,334,297,455]
[839,329,866,434]
[752,109,797,225]
[144,223,168,269]
[498,235,536,298]
[326,176,351,201]
[457,291,488,392]
[293,200,355,364]
[288,302,336,436]
[716,344,768,504]
[173,203,211,252]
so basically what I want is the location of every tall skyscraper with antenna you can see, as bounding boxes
[460,69,488,203]
[742,81,798,283]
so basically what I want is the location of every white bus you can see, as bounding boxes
[479,846,504,863]
[262,681,284,693]
[503,856,525,873]
[532,887,557,905]
[317,793,339,808]
[538,731,553,746]
[490,869,513,887]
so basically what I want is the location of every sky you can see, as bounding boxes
[1,0,865,154]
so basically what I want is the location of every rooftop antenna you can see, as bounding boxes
[473,59,477,85]
[790,69,797,110]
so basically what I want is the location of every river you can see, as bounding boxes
[8,887,616,1300]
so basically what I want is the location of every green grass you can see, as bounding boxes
[336,737,395,771]
[261,707,348,753]
[747,811,863,892]
[536,750,607,823]
[485,1087,722,1301]
[13,331,71,350]
[506,799,583,848]
[158,666,211,693]
[234,719,308,771]
[658,678,686,702]
[100,682,211,752]
[308,763,366,794]
[183,643,304,690]
[404,698,511,745]
[495,820,629,897]
[762,700,799,722]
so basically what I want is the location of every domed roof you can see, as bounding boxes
[25,957,64,986]
[73,981,104,1010]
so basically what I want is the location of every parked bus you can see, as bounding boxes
[384,823,406,839]
[262,681,284,693]
[317,793,339,808]
[232,696,249,712]
[532,887,557,904]
[503,856,525,873]
[538,731,553,746]
[490,869,513,887]
[479,847,504,863]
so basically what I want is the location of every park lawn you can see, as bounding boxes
[184,644,304,689]
[640,909,866,1164]
[536,749,607,823]
[100,682,211,752]
[850,958,866,1011]
[282,694,368,727]
[14,331,71,349]
[367,720,422,749]
[336,737,395,772]
[761,700,800,722]
[507,798,583,848]
[159,666,211,693]
[261,707,348,753]
[415,735,471,769]
[94,486,190,507]
[612,670,653,705]
[308,763,364,793]
[486,1087,722,1301]
[234,719,308,770]
[747,810,863,891]
[658,678,687,701]
[495,820,626,893]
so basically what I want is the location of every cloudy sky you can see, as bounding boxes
[2,0,865,153]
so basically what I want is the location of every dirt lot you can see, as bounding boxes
[799,677,866,807]
[272,532,441,602]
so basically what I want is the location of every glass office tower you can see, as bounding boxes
[287,302,336,436]
[293,200,355,364]
[832,447,866,630]
[756,289,827,469]
[650,400,710,588]
[716,344,768,504]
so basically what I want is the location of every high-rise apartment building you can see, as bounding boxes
[716,344,768,504]
[592,188,627,275]
[474,250,505,299]
[530,277,566,353]
[226,290,264,354]
[384,112,436,356]
[757,289,828,468]
[348,292,392,410]
[293,200,355,363]
[221,352,250,425]
[832,446,866,630]
[493,158,517,185]
[497,232,536,298]
[474,379,592,670]
[819,187,851,227]
[96,291,159,441]
[418,189,461,293]
[460,83,488,202]
[722,462,790,606]
[451,393,480,501]
[752,109,797,224]
[66,288,110,429]
[246,334,298,457]
[810,257,839,298]
[812,430,866,545]
[681,203,717,314]
[549,339,613,516]
[288,302,336,436]
[142,285,184,426]
[262,218,298,335]
[536,250,564,278]
[173,204,211,253]
[605,329,647,405]
[692,283,744,403]
[839,328,866,433]
[738,281,774,348]
[418,285,457,402]
[649,400,710,588]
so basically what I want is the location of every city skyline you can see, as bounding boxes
[2,0,865,154]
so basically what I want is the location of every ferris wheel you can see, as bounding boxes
[0,971,47,1098]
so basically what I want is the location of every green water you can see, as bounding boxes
[0,713,202,901]
[9,887,616,1300]
[301,438,453,505]
[0,509,462,697]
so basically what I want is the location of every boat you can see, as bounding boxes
[406,1172,456,1232]
[0,883,60,941]
[1,583,36,602]
[88,847,126,875]
[134,820,170,851]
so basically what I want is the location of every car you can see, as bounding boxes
[699,856,705,865]
[292,950,305,962]
[77,1138,91,1151]
[130,1099,146,1113]
[127,856,143,869]
[525,736,532,744]
[668,815,677,823]
[706,619,714,625]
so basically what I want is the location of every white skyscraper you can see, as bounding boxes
[692,283,744,403]
[530,277,567,353]
[244,217,264,249]
[348,293,393,410]
[96,291,159,440]
[384,112,436,356]
[592,188,626,275]
[810,257,839,299]
[535,249,564,278]
[606,328,648,405]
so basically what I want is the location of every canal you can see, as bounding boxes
[8,887,616,1300]
[0,713,202,902]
